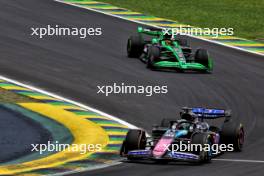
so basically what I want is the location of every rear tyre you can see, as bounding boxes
[221,121,244,152]
[127,35,144,58]
[120,129,146,157]
[195,48,212,72]
[147,46,160,69]
[191,133,212,162]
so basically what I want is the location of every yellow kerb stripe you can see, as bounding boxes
[0,103,109,175]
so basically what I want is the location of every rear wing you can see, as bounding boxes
[137,26,162,36]
[181,107,231,121]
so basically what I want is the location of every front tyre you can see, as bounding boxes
[195,48,213,72]
[120,129,146,158]
[127,35,144,58]
[191,133,213,162]
[147,46,160,69]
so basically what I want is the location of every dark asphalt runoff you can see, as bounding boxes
[0,0,263,175]
[0,105,51,163]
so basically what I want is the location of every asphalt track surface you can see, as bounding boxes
[0,0,263,175]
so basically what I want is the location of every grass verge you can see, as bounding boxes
[99,0,264,40]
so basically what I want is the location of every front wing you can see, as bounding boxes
[127,150,200,161]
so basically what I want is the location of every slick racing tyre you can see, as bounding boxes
[147,46,160,69]
[195,48,212,72]
[221,121,244,152]
[120,129,146,157]
[127,35,144,58]
[191,133,213,162]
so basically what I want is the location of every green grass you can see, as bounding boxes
[99,0,264,40]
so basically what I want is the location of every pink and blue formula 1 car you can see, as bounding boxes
[120,107,244,163]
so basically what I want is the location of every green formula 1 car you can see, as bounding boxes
[127,27,213,73]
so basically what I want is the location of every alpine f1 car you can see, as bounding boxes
[127,27,213,72]
[120,107,244,163]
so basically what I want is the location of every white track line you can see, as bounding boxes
[48,161,122,176]
[54,0,264,57]
[213,159,264,163]
[0,75,138,129]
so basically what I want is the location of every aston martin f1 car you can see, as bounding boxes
[127,27,213,72]
[120,107,244,163]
